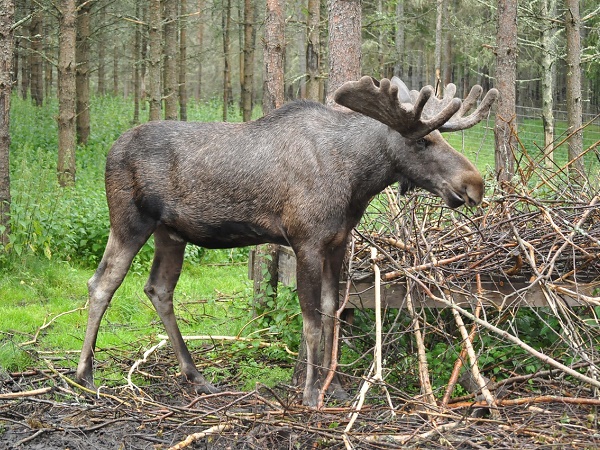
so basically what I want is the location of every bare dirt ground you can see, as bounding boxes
[1,348,599,450]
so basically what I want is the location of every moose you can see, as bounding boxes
[75,76,498,407]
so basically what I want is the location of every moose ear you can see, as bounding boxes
[391,76,412,104]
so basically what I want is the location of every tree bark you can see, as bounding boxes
[434,0,444,90]
[195,0,204,100]
[0,0,14,246]
[29,6,43,106]
[564,0,584,176]
[76,0,91,144]
[148,0,162,121]
[326,0,361,105]
[263,0,285,114]
[222,0,232,121]
[241,0,256,121]
[57,0,77,187]
[133,0,142,124]
[394,0,405,78]
[540,0,558,167]
[305,0,320,101]
[112,42,118,96]
[96,4,106,96]
[164,0,179,120]
[494,0,517,184]
[179,0,188,121]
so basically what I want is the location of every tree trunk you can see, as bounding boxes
[112,43,119,96]
[540,0,557,167]
[393,0,404,78]
[133,0,142,124]
[164,0,179,120]
[241,0,256,122]
[148,0,162,121]
[179,0,188,121]
[29,6,43,106]
[96,4,106,96]
[19,15,30,100]
[306,0,321,101]
[222,0,232,121]
[564,0,584,176]
[76,0,91,144]
[57,0,77,187]
[263,0,285,114]
[494,0,517,184]
[0,0,14,246]
[434,0,444,90]
[326,0,361,105]
[195,0,204,100]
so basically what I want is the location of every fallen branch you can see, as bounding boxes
[168,422,235,450]
[449,395,600,409]
[0,386,52,399]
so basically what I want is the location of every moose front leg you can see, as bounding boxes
[295,249,325,407]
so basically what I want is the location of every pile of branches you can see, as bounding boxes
[338,163,600,430]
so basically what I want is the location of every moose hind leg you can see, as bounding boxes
[144,225,218,394]
[76,228,153,389]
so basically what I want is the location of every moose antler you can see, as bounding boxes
[334,76,498,140]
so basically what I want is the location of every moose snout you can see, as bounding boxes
[462,172,485,207]
[444,171,484,208]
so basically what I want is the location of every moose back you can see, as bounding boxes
[75,76,497,407]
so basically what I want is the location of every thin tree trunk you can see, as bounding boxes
[434,0,445,92]
[541,0,557,167]
[133,0,142,124]
[241,0,256,121]
[148,0,162,121]
[20,13,29,100]
[195,0,204,100]
[494,0,517,184]
[164,0,179,120]
[179,0,188,121]
[96,4,106,95]
[326,0,361,105]
[29,6,43,106]
[305,0,321,101]
[140,3,148,110]
[394,0,404,78]
[76,0,91,144]
[263,0,285,113]
[564,0,584,176]
[112,43,119,96]
[222,0,232,121]
[57,0,77,187]
[0,0,14,246]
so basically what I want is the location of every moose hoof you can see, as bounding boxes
[186,373,220,395]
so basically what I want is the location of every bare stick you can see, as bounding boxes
[0,386,52,399]
[168,422,235,450]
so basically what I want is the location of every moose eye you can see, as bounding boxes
[415,138,428,149]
